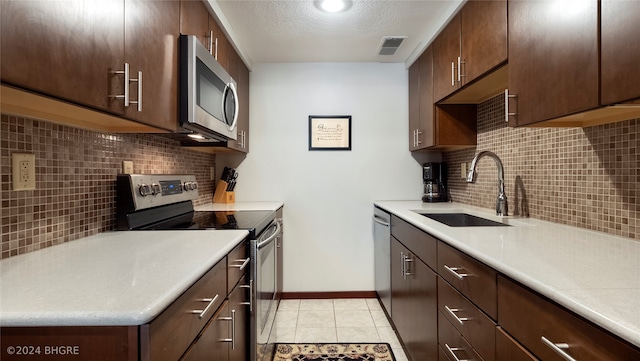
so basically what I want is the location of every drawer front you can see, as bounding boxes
[438,312,484,361]
[438,242,497,319]
[391,215,437,269]
[439,277,496,361]
[141,258,228,361]
[227,240,249,290]
[498,276,640,361]
[496,326,538,361]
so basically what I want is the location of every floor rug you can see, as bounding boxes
[273,343,395,361]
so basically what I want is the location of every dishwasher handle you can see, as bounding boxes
[373,215,390,227]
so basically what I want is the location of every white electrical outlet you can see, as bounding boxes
[12,153,36,191]
[122,161,134,174]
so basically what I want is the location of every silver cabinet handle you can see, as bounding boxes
[401,252,406,280]
[451,61,456,86]
[372,216,390,227]
[541,336,577,361]
[445,305,470,326]
[444,265,470,280]
[231,257,250,271]
[109,63,130,106]
[445,344,471,361]
[504,89,517,123]
[208,30,214,55]
[129,70,142,112]
[192,294,219,319]
[403,254,413,278]
[219,310,236,349]
[239,279,253,312]
[416,130,422,145]
[214,37,219,60]
[457,56,465,83]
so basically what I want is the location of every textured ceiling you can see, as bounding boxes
[208,0,464,68]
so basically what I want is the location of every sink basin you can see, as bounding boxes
[417,213,510,227]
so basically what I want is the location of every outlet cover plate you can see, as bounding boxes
[12,153,36,191]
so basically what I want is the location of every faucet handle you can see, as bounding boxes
[496,193,508,217]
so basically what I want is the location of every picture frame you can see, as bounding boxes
[308,115,352,151]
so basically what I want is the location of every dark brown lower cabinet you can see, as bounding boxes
[498,276,640,361]
[496,326,538,361]
[390,237,437,361]
[229,275,250,361]
[182,302,231,361]
[438,312,483,361]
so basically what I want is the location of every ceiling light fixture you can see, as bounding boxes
[314,0,351,13]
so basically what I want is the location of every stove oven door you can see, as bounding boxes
[250,221,280,361]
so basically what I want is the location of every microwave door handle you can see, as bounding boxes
[223,82,239,131]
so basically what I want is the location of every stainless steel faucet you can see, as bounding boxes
[467,151,508,216]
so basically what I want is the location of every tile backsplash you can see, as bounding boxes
[444,94,639,240]
[1,115,216,259]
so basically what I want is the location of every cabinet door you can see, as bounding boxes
[226,47,250,153]
[419,47,435,149]
[460,0,507,84]
[0,0,124,114]
[124,0,179,131]
[229,276,250,361]
[390,237,412,346]
[209,15,229,71]
[390,238,437,361]
[180,0,211,50]
[182,302,230,361]
[601,0,640,104]
[508,0,598,126]
[408,58,421,151]
[433,13,461,102]
[406,251,438,361]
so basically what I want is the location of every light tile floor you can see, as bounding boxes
[274,298,409,361]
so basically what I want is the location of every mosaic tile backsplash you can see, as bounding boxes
[444,93,639,240]
[1,115,216,259]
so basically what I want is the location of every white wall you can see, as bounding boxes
[221,62,436,292]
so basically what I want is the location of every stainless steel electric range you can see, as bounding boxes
[116,174,279,361]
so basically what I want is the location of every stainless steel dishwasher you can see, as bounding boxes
[373,206,391,316]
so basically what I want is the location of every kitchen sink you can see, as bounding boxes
[417,213,510,227]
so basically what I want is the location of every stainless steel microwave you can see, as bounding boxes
[179,34,238,141]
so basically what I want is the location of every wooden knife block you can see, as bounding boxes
[213,180,235,204]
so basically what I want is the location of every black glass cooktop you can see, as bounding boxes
[140,210,275,237]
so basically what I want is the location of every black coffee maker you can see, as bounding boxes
[422,162,448,202]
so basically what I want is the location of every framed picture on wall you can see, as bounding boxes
[308,115,352,151]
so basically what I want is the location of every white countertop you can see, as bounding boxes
[375,201,640,349]
[195,201,283,212]
[0,230,249,327]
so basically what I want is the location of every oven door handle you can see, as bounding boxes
[256,222,281,249]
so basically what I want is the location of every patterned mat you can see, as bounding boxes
[273,343,395,361]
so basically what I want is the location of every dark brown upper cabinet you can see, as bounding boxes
[1,0,125,115]
[409,46,477,152]
[600,0,640,105]
[1,0,179,132]
[433,0,507,104]
[508,0,599,127]
[226,47,250,153]
[124,0,180,131]
[180,0,211,52]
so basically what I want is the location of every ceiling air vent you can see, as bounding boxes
[378,36,407,55]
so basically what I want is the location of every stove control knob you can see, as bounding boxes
[184,181,198,191]
[151,184,161,195]
[139,184,151,197]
